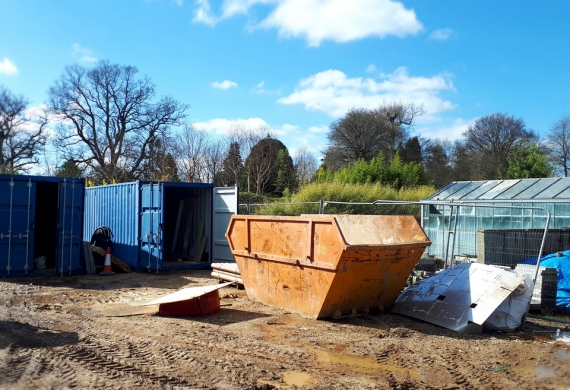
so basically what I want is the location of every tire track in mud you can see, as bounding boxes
[51,344,196,389]
[0,345,33,387]
[438,348,513,390]
[0,319,78,389]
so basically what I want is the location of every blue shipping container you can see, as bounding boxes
[0,174,85,277]
[84,181,237,271]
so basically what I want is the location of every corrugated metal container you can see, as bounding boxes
[84,181,237,271]
[226,214,431,319]
[0,174,85,277]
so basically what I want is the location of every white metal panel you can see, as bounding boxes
[212,186,238,263]
[392,263,527,333]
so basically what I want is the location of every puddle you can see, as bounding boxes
[554,350,570,361]
[535,365,559,380]
[283,371,318,387]
[258,371,317,389]
[314,349,420,380]
[512,365,559,379]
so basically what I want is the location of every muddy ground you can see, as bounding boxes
[1,270,569,390]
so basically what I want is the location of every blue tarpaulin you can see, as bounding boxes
[521,251,570,314]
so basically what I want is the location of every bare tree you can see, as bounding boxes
[464,113,536,179]
[143,137,180,181]
[0,86,48,172]
[546,115,570,177]
[47,61,187,183]
[325,102,423,170]
[226,123,266,162]
[381,101,425,128]
[203,138,228,184]
[174,124,210,182]
[293,146,318,184]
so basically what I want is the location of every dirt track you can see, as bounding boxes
[1,270,569,389]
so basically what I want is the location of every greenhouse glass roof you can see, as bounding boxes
[425,178,570,202]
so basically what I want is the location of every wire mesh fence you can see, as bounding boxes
[238,199,563,312]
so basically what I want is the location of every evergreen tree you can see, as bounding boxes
[221,142,243,186]
[507,144,553,179]
[56,159,83,178]
[273,149,298,196]
[400,136,423,164]
[244,137,294,196]
[424,144,453,189]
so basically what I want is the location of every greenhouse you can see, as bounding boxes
[421,177,570,267]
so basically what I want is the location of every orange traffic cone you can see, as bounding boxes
[99,247,115,275]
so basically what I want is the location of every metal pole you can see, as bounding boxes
[443,203,454,270]
[521,210,551,330]
[148,183,154,271]
[25,180,32,273]
[156,184,161,273]
[7,179,14,274]
[449,205,460,264]
[60,180,67,276]
[68,181,75,275]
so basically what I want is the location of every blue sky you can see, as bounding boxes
[1,0,569,160]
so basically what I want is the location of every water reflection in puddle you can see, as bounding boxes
[283,371,317,387]
[258,371,317,389]
[554,350,570,361]
[512,365,559,379]
[314,349,421,380]
[535,365,559,380]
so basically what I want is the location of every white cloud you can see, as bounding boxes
[278,67,455,117]
[252,80,281,95]
[221,0,273,18]
[212,80,238,89]
[0,58,18,75]
[72,43,98,63]
[261,0,422,46]
[308,125,328,133]
[173,0,184,5]
[193,117,269,135]
[193,0,422,45]
[429,28,453,41]
[366,64,377,73]
[415,117,477,141]
[193,0,218,25]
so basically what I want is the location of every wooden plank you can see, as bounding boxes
[182,199,196,255]
[92,246,131,273]
[171,199,185,253]
[83,241,95,275]
[194,235,208,263]
[191,219,205,257]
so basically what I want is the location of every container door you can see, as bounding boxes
[0,178,35,275]
[212,186,238,263]
[57,179,84,276]
[140,183,163,271]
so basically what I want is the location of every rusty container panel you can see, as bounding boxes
[226,215,431,319]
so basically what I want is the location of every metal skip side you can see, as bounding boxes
[226,215,431,319]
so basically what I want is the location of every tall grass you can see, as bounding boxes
[254,182,435,216]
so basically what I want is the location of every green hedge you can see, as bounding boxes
[252,182,435,216]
